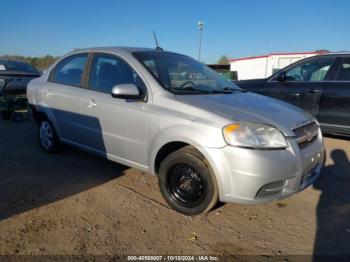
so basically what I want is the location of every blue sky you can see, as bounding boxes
[1,0,349,63]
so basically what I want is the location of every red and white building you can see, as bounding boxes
[229,51,324,80]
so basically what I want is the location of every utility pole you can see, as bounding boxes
[198,21,204,62]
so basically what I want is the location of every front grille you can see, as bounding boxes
[293,121,319,147]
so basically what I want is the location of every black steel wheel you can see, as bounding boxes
[158,146,218,215]
[167,164,206,208]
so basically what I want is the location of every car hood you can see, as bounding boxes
[176,92,314,136]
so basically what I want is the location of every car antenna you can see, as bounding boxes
[153,31,163,51]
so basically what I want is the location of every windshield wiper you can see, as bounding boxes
[211,87,238,94]
[210,90,234,94]
[170,87,211,94]
[223,87,247,93]
[169,86,244,95]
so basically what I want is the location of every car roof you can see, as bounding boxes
[72,46,165,55]
[317,51,350,57]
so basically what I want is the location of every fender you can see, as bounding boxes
[148,124,230,199]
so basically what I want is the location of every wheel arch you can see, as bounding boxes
[150,134,229,203]
[29,104,61,139]
[154,141,191,175]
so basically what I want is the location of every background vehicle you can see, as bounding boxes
[0,60,41,121]
[236,53,350,136]
[27,47,324,215]
[229,51,323,80]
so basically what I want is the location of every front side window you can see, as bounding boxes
[89,54,145,94]
[53,54,88,86]
[283,57,334,82]
[336,57,350,81]
[133,51,240,95]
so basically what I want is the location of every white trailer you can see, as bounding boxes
[230,51,323,80]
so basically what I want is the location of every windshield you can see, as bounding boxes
[0,60,40,74]
[133,51,241,95]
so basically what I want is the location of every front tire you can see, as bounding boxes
[38,118,60,153]
[158,146,218,216]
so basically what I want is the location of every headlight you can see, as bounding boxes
[223,123,287,149]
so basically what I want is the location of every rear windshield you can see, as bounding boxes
[0,60,39,74]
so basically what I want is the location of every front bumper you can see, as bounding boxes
[203,130,325,204]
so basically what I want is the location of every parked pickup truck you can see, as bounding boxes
[27,47,325,215]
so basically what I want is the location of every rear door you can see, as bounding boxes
[265,56,336,117]
[45,53,89,142]
[318,56,350,133]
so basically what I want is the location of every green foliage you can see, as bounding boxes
[0,54,59,70]
[315,49,330,53]
[218,55,229,65]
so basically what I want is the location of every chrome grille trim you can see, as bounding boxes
[293,121,319,145]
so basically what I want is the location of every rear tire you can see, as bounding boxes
[158,146,218,216]
[38,118,61,153]
[1,111,11,121]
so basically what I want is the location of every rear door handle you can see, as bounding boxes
[45,90,53,97]
[87,99,97,108]
[306,89,319,94]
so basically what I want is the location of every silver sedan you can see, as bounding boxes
[27,47,325,215]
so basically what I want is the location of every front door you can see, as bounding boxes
[265,56,336,117]
[79,53,150,168]
[318,56,350,133]
[265,81,323,117]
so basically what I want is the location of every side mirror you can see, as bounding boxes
[111,84,144,100]
[276,72,286,82]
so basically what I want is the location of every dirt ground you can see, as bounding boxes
[0,117,349,258]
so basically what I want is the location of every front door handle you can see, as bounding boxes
[87,99,97,108]
[306,89,319,94]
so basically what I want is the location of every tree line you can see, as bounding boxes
[0,55,59,70]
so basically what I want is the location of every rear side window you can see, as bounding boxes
[89,54,145,94]
[53,54,88,86]
[336,57,350,81]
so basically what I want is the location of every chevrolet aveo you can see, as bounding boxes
[27,47,325,215]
